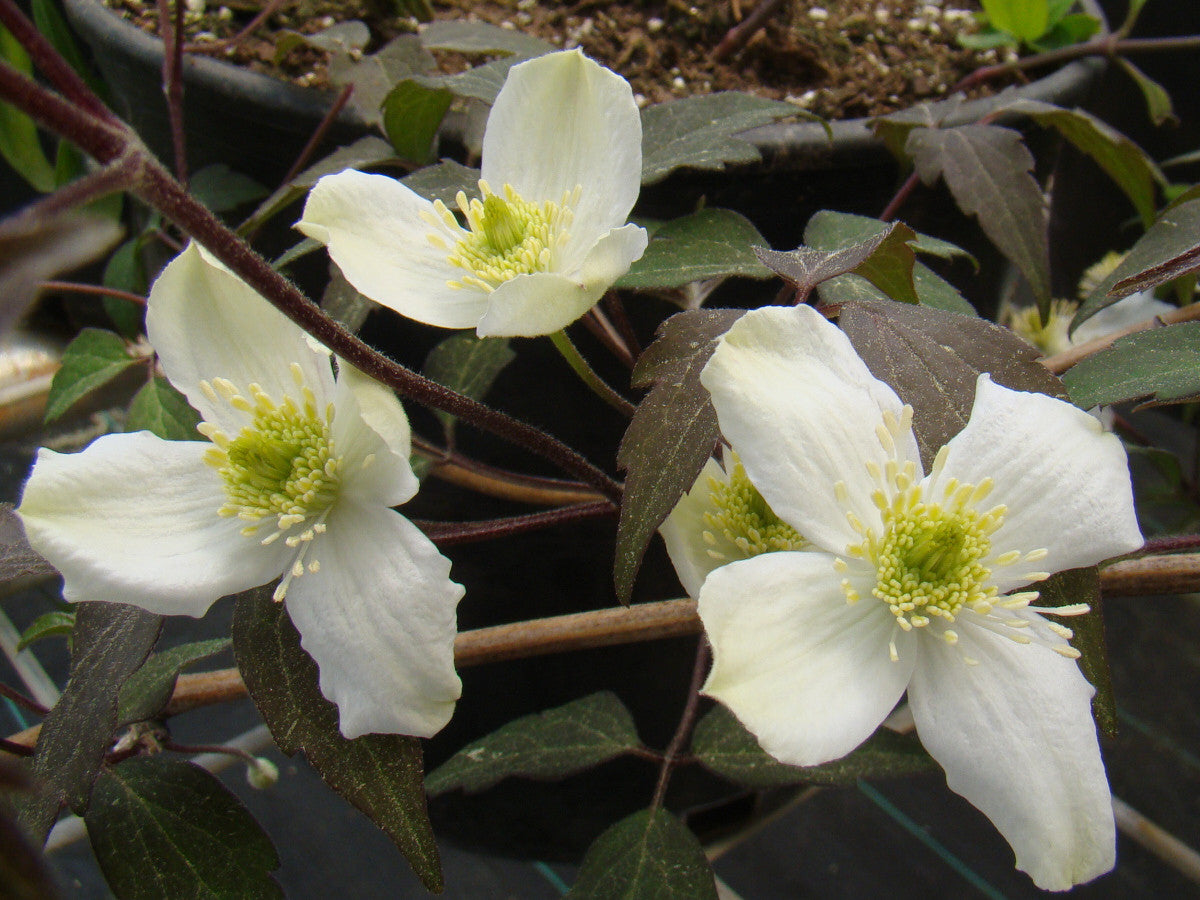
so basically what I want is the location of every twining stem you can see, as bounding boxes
[416,500,615,546]
[39,281,146,307]
[280,83,355,188]
[1041,300,1200,374]
[421,452,604,506]
[549,330,636,417]
[155,0,188,185]
[651,638,710,809]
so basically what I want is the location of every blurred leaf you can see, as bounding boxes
[419,20,554,57]
[422,333,515,444]
[189,164,269,214]
[640,93,801,185]
[231,590,442,892]
[31,0,107,98]
[0,211,122,339]
[18,602,162,843]
[101,238,146,338]
[872,94,967,161]
[86,757,281,899]
[44,328,138,423]
[617,208,772,289]
[757,221,920,305]
[1126,445,1200,537]
[17,610,74,651]
[1034,12,1100,50]
[0,502,57,584]
[1000,100,1163,228]
[0,758,61,900]
[276,21,369,60]
[126,376,202,441]
[330,35,437,125]
[615,309,744,603]
[840,299,1065,468]
[981,0,1048,42]
[382,80,453,164]
[117,638,231,727]
[1061,323,1200,408]
[1116,60,1176,127]
[405,55,522,107]
[567,808,717,899]
[426,692,641,795]
[402,158,481,205]
[1037,567,1115,736]
[907,124,1051,314]
[692,705,935,788]
[240,136,400,235]
[0,24,56,192]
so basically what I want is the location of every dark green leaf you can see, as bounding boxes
[44,328,138,423]
[1000,100,1163,228]
[126,376,202,441]
[329,35,436,126]
[382,80,454,164]
[189,164,269,214]
[640,93,800,185]
[422,333,515,444]
[840,299,1065,468]
[817,263,974,315]
[16,610,74,651]
[0,502,57,585]
[567,808,717,900]
[907,124,1051,313]
[407,55,522,106]
[0,212,122,339]
[240,136,400,235]
[692,705,935,788]
[18,603,161,843]
[102,239,146,338]
[402,158,482,205]
[1061,322,1200,408]
[1036,567,1114,737]
[419,19,554,57]
[426,692,641,795]
[0,24,56,192]
[231,590,442,892]
[1116,59,1176,127]
[617,208,772,289]
[615,309,745,603]
[757,221,920,305]
[804,210,975,265]
[86,757,281,900]
[117,638,231,727]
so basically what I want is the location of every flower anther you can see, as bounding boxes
[702,458,807,560]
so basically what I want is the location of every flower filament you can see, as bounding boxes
[197,364,342,599]
[424,179,580,293]
[703,457,807,560]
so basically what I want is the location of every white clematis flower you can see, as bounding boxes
[297,49,648,339]
[18,244,463,740]
[672,304,1143,891]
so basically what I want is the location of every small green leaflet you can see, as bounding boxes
[691,705,934,789]
[117,638,232,727]
[425,692,642,795]
[382,80,454,164]
[1062,322,1200,409]
[126,376,202,441]
[567,808,718,900]
[188,164,269,214]
[86,757,282,899]
[16,609,74,651]
[422,333,515,445]
[617,208,772,289]
[44,328,138,423]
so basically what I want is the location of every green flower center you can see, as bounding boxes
[197,366,341,551]
[703,459,807,559]
[424,179,578,292]
[1004,298,1078,356]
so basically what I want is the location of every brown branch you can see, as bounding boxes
[1041,300,1200,375]
[417,500,616,546]
[281,83,354,188]
[156,0,188,185]
[713,0,787,61]
[39,281,146,307]
[1100,553,1200,597]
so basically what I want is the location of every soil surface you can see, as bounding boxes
[105,0,1007,120]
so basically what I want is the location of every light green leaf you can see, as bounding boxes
[44,328,138,423]
[126,376,202,441]
[691,705,934,789]
[426,692,642,795]
[1062,322,1200,409]
[422,333,515,443]
[86,757,281,899]
[382,80,454,164]
[640,93,800,185]
[17,610,75,651]
[617,208,772,289]
[981,0,1049,41]
[567,808,717,899]
[117,638,231,727]
[0,25,56,192]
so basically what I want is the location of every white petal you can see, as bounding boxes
[936,376,1143,586]
[331,362,419,508]
[1071,291,1174,345]
[701,305,920,554]
[908,617,1115,891]
[660,458,735,597]
[298,170,489,329]
[699,551,914,766]
[17,433,290,615]
[482,50,641,249]
[285,501,463,739]
[146,243,335,431]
